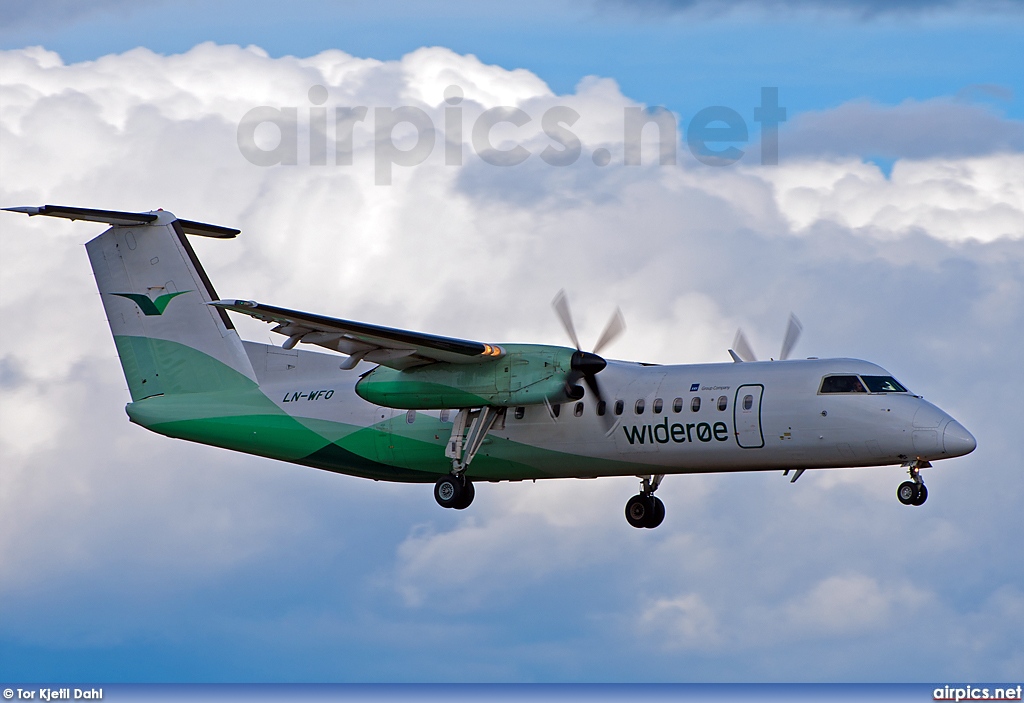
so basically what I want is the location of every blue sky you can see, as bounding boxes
[4,0,1023,122]
[0,0,1022,685]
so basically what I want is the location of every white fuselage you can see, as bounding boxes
[246,342,974,480]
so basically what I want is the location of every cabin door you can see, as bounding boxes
[733,384,764,449]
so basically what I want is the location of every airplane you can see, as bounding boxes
[3,205,977,528]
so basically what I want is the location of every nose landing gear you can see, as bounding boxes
[625,474,666,528]
[897,460,930,506]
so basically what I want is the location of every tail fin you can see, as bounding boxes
[6,205,257,400]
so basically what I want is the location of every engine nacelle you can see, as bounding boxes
[355,344,581,409]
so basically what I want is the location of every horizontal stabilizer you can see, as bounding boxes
[3,205,239,238]
[4,205,157,225]
[175,219,240,238]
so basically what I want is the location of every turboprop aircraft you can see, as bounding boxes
[4,205,977,528]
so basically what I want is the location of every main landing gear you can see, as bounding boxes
[625,474,666,529]
[433,407,503,511]
[897,460,930,506]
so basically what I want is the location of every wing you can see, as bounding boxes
[209,299,504,370]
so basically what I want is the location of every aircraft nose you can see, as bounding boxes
[943,419,977,457]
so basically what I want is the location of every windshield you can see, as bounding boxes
[820,375,866,393]
[861,375,908,393]
[820,374,909,394]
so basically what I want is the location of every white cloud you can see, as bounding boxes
[1,42,1022,680]
[782,574,930,636]
[639,593,722,649]
[759,154,1024,242]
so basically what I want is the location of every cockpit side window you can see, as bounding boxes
[819,375,867,394]
[861,375,908,393]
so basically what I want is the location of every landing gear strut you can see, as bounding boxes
[625,474,666,529]
[433,407,501,511]
[897,460,930,506]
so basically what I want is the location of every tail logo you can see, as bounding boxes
[111,290,192,316]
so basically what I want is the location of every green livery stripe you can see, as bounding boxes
[117,335,423,480]
[112,336,649,483]
[114,336,258,401]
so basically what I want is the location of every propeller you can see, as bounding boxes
[552,290,625,417]
[779,313,803,361]
[730,313,802,362]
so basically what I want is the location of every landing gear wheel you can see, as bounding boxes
[434,474,464,509]
[897,481,917,506]
[911,483,928,506]
[646,496,666,528]
[453,480,475,510]
[625,494,665,528]
[625,494,650,528]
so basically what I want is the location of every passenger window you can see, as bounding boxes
[691,397,701,412]
[406,409,416,424]
[552,403,561,418]
[653,398,663,414]
[820,375,867,394]
[614,400,624,416]
[574,402,584,417]
[514,406,525,420]
[635,399,645,415]
[672,397,683,413]
[743,394,753,411]
[717,395,727,411]
[440,409,450,423]
[597,400,606,416]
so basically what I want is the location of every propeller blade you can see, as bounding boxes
[552,290,620,432]
[543,397,557,422]
[582,372,616,432]
[779,313,803,360]
[732,329,757,362]
[593,307,626,356]
[552,289,581,351]
[582,371,602,403]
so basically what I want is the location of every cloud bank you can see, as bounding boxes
[1,43,1022,681]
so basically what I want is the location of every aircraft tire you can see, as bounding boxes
[645,496,666,528]
[625,494,651,528]
[434,474,464,509]
[911,483,928,506]
[897,481,917,506]
[453,480,475,510]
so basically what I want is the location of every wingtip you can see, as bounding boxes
[2,206,41,215]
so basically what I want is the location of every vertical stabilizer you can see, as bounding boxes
[86,212,257,400]
[3,206,258,401]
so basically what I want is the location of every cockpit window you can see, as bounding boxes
[861,375,908,393]
[819,375,867,394]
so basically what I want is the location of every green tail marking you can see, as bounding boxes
[111,290,191,316]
